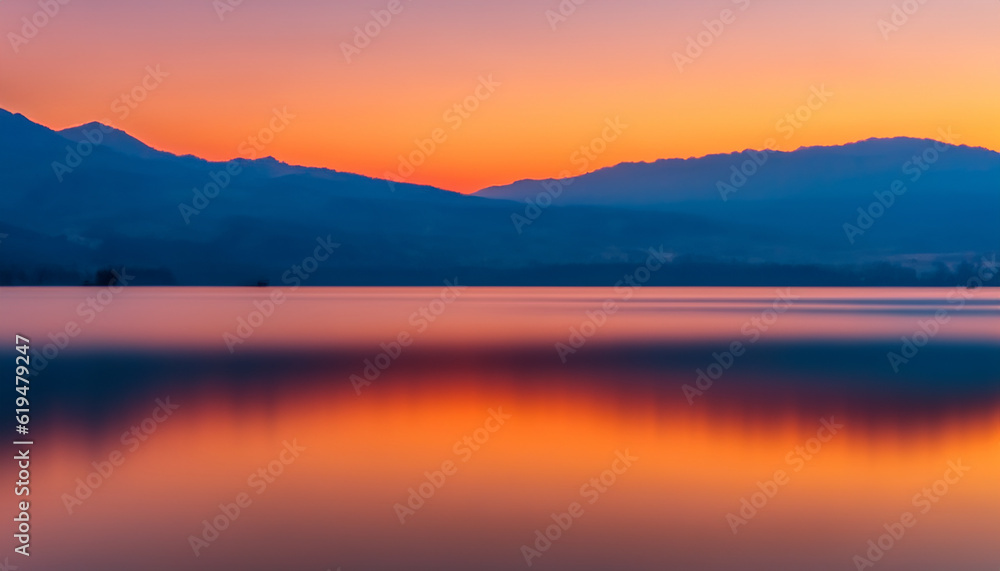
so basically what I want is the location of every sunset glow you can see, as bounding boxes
[3,0,998,191]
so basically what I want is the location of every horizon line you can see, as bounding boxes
[5,107,997,195]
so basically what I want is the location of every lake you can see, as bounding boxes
[2,287,998,570]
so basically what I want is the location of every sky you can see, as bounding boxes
[2,0,998,192]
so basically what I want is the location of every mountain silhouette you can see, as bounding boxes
[0,108,996,285]
[58,122,177,161]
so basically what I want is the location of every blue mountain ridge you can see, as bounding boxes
[0,108,997,285]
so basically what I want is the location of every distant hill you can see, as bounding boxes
[0,108,997,285]
[476,138,1000,254]
[476,137,1000,206]
[59,122,178,161]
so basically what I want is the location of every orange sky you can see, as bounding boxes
[2,0,998,192]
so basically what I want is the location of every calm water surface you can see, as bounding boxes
[1,287,998,570]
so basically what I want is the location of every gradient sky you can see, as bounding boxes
[2,0,998,192]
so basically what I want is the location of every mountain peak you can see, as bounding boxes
[58,121,175,160]
[0,109,42,129]
[74,120,115,131]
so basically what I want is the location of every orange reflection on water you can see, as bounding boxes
[30,380,1000,571]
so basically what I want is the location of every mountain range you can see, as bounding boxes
[1,108,997,285]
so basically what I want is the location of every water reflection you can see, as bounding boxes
[1,288,996,570]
